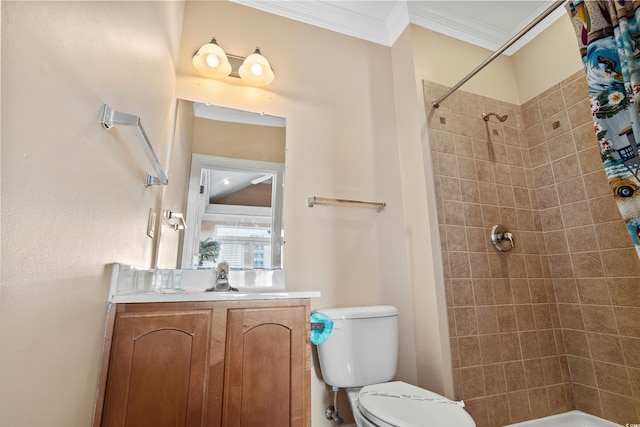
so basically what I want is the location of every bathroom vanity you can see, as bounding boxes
[94,265,318,427]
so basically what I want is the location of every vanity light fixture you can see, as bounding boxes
[192,38,232,78]
[238,48,275,86]
[192,38,275,86]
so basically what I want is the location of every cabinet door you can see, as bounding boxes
[101,309,211,427]
[223,305,308,427]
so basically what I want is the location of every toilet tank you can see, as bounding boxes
[315,305,398,388]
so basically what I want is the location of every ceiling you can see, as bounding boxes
[231,0,567,55]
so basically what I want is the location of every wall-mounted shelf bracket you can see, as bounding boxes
[100,104,168,187]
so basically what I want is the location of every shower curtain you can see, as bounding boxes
[568,0,640,259]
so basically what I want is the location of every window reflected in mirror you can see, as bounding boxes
[196,161,283,270]
[157,100,286,271]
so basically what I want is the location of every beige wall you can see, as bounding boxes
[410,25,520,104]
[191,117,285,162]
[1,1,184,426]
[392,26,454,397]
[156,99,194,269]
[512,14,584,103]
[411,14,584,106]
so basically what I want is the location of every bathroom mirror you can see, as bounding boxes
[156,100,286,272]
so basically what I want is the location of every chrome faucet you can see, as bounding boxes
[205,261,238,292]
[214,261,230,291]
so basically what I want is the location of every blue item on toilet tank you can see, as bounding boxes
[310,312,334,345]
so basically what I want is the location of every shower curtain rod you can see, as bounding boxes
[432,0,566,108]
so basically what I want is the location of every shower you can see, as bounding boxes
[482,112,508,122]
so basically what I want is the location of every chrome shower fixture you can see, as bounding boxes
[482,112,508,122]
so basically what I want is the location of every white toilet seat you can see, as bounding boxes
[356,381,476,427]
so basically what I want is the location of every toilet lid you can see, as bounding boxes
[358,382,475,427]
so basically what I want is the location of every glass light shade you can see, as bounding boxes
[238,49,275,86]
[192,40,232,78]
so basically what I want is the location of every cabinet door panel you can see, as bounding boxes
[102,310,211,427]
[223,306,306,427]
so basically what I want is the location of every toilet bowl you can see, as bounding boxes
[347,381,474,427]
[315,306,475,427]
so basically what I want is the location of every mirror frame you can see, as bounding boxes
[181,153,285,270]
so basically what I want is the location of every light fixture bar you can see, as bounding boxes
[192,38,275,86]
[226,54,245,78]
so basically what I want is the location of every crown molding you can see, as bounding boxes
[231,1,565,54]
[232,0,408,46]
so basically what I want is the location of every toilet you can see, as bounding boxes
[315,305,475,427]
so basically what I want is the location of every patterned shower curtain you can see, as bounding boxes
[568,0,640,259]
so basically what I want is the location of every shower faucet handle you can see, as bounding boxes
[490,224,515,252]
[504,232,515,248]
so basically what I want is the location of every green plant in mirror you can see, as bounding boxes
[198,238,221,267]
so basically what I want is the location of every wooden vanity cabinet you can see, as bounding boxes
[95,299,311,427]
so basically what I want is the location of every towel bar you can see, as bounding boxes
[307,196,386,212]
[100,104,168,187]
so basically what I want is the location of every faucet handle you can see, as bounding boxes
[504,232,515,248]
[490,224,515,252]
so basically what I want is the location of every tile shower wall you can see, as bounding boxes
[424,70,640,427]
[522,71,640,425]
[425,82,572,426]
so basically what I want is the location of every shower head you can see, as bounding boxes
[482,112,508,122]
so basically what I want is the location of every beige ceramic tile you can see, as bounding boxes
[451,278,474,306]
[479,334,502,365]
[501,333,523,361]
[608,278,640,307]
[455,306,479,336]
[567,98,593,129]
[599,390,639,425]
[562,76,589,107]
[528,387,551,419]
[458,336,482,367]
[576,278,611,305]
[541,356,563,385]
[507,390,533,423]
[563,329,590,358]
[595,221,635,250]
[593,361,632,394]
[614,307,640,338]
[473,279,495,305]
[601,248,640,277]
[520,331,541,359]
[620,337,640,368]
[572,383,602,417]
[582,305,617,334]
[567,355,597,387]
[587,332,625,364]
[460,366,486,399]
[560,200,594,228]
[487,394,512,426]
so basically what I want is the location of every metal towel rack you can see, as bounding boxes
[100,104,168,187]
[307,196,386,212]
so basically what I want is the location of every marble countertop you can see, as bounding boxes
[109,262,320,303]
[111,290,321,303]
